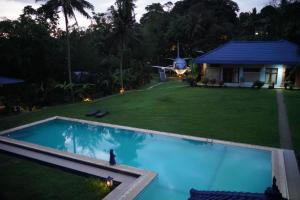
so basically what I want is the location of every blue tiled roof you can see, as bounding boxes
[194,40,300,64]
[189,189,267,200]
[0,76,24,85]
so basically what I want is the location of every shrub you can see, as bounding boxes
[187,77,197,87]
[252,80,265,89]
[218,80,224,86]
[284,81,294,90]
[201,77,209,85]
[209,79,216,85]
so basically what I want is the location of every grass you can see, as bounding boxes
[0,80,279,147]
[0,152,111,200]
[284,90,300,153]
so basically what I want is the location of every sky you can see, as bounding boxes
[0,0,271,28]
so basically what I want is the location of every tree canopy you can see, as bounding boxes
[0,0,299,105]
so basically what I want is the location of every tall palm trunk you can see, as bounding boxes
[64,12,74,101]
[120,38,125,90]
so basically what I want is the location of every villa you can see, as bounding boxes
[194,40,300,88]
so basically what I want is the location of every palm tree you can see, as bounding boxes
[110,0,135,93]
[36,0,94,99]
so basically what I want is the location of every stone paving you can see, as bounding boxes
[276,90,293,149]
[276,90,300,200]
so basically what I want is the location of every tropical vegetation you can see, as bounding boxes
[36,0,94,100]
[0,0,299,110]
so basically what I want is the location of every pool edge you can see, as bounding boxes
[0,116,290,199]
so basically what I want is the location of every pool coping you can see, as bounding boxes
[0,116,289,199]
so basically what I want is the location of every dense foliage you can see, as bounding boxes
[0,0,299,107]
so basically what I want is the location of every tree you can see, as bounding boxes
[140,3,170,64]
[110,0,136,92]
[168,0,239,52]
[36,0,94,99]
[237,0,300,43]
[0,6,59,82]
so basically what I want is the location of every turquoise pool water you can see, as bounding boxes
[4,119,271,199]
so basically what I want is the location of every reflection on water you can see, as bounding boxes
[5,119,272,200]
[58,122,147,165]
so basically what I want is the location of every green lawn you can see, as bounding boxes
[0,152,111,200]
[284,90,300,153]
[0,80,279,147]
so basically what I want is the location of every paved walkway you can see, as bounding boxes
[276,90,300,200]
[276,90,293,149]
[283,150,300,200]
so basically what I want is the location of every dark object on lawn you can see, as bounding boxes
[109,149,116,165]
[85,109,100,116]
[95,110,109,118]
[252,80,264,89]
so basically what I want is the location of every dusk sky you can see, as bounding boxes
[0,0,271,28]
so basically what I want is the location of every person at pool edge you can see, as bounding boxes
[109,149,116,165]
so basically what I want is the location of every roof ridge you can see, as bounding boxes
[193,41,232,62]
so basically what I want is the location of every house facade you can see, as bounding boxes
[194,40,300,88]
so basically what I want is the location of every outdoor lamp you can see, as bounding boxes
[83,97,92,102]
[106,176,113,187]
[120,88,125,94]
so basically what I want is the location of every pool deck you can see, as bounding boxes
[283,150,300,200]
[0,116,297,199]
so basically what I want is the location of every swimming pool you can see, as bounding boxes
[2,118,272,200]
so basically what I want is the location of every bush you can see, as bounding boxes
[284,81,294,90]
[201,77,209,85]
[218,80,224,86]
[209,79,216,85]
[187,77,197,87]
[252,80,264,89]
